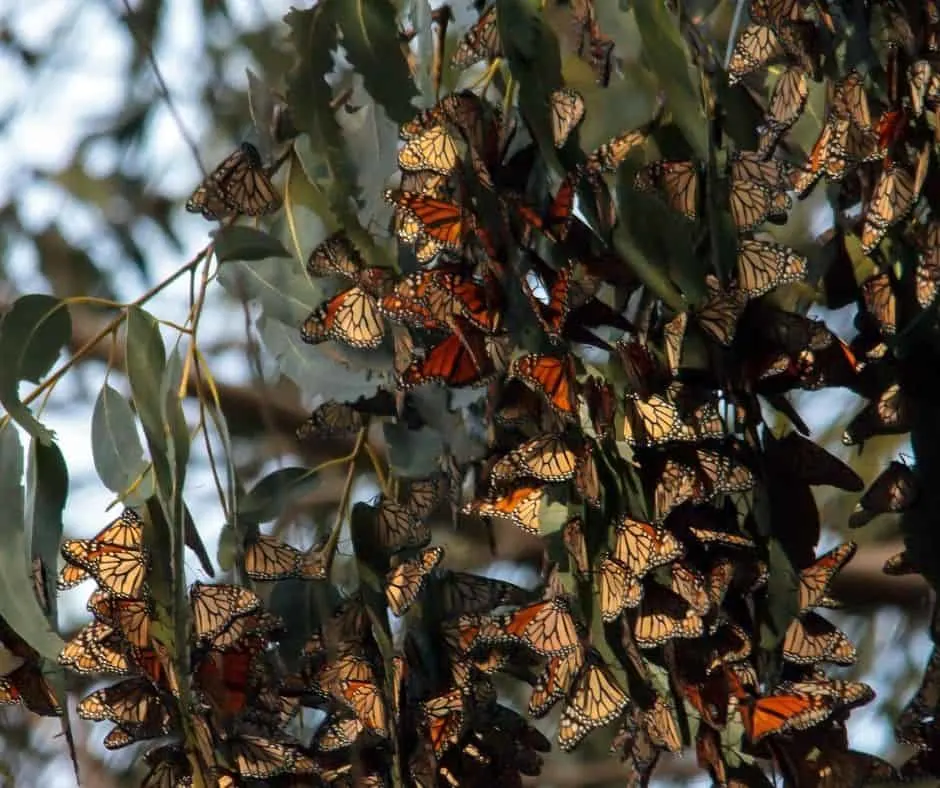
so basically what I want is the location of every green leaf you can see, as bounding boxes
[91,383,154,506]
[25,438,68,626]
[285,2,362,212]
[215,226,292,263]
[0,426,66,661]
[0,295,71,444]
[259,315,391,403]
[216,239,329,329]
[160,348,190,492]
[335,0,418,125]
[239,466,323,525]
[632,0,708,160]
[124,307,168,454]
[611,223,686,312]
[498,0,565,170]
[383,422,443,478]
[761,537,799,651]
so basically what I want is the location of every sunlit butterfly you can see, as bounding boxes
[301,286,386,350]
[783,611,856,666]
[558,655,631,751]
[735,239,806,297]
[186,143,281,220]
[549,88,586,148]
[463,483,545,535]
[758,66,809,156]
[386,546,445,616]
[451,6,500,69]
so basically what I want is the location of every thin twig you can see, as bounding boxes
[117,0,207,176]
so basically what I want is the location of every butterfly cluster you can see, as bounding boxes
[43,0,940,785]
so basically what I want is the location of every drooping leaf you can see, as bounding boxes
[383,422,444,478]
[239,466,323,525]
[25,438,68,626]
[761,537,800,651]
[335,0,418,125]
[0,426,66,661]
[0,295,71,444]
[214,226,292,263]
[124,307,168,455]
[498,0,565,171]
[259,315,390,403]
[632,0,708,160]
[91,383,154,506]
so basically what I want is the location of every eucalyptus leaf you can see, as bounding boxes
[383,422,443,478]
[0,427,66,661]
[761,537,799,651]
[91,383,154,506]
[124,307,168,454]
[632,0,708,160]
[216,230,328,328]
[239,466,323,524]
[259,315,390,403]
[214,226,292,263]
[0,295,71,444]
[25,438,68,626]
[335,0,418,125]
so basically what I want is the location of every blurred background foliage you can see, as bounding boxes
[0,0,933,786]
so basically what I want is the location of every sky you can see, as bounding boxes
[0,0,923,784]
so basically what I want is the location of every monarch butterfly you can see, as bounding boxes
[549,88,586,148]
[560,517,589,580]
[613,517,684,579]
[60,540,149,600]
[508,354,578,420]
[783,612,857,666]
[631,584,704,648]
[243,533,301,581]
[141,745,191,788]
[489,434,581,484]
[588,129,650,174]
[397,326,497,389]
[883,549,917,576]
[797,541,856,612]
[581,376,616,440]
[436,571,529,618]
[850,460,918,529]
[764,430,863,491]
[662,311,687,376]
[727,22,784,84]
[297,402,364,441]
[908,59,933,116]
[704,558,736,611]
[740,679,873,744]
[451,5,500,69]
[654,446,756,522]
[313,713,363,752]
[790,116,855,196]
[0,663,60,717]
[77,676,169,726]
[574,445,601,507]
[634,160,699,219]
[861,166,919,253]
[842,381,909,446]
[386,545,444,616]
[622,386,725,448]
[369,499,429,554]
[385,190,468,249]
[693,276,749,346]
[735,239,807,297]
[334,677,390,739]
[597,552,643,622]
[58,621,135,675]
[520,259,572,342]
[186,143,281,220]
[190,582,262,644]
[306,231,364,282]
[422,688,466,757]
[301,286,386,350]
[758,67,809,156]
[917,222,940,310]
[529,646,585,719]
[398,124,461,175]
[57,509,143,590]
[87,589,153,649]
[223,733,300,780]
[558,656,631,751]
[670,563,710,616]
[103,714,176,750]
[402,476,443,521]
[697,622,752,675]
[492,596,582,657]
[463,484,545,535]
